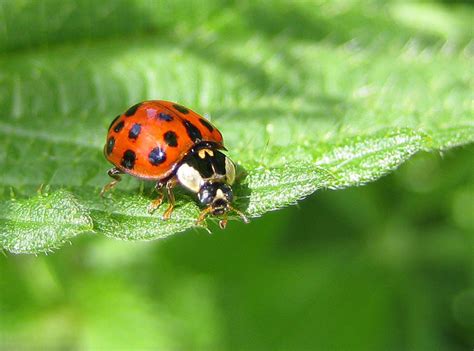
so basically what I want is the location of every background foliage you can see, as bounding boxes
[0,0,473,252]
[0,0,473,350]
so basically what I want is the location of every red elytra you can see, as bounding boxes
[104,100,224,180]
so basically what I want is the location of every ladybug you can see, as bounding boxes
[101,100,248,228]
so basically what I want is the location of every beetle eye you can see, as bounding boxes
[198,184,214,205]
[222,185,233,202]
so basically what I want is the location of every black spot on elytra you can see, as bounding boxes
[108,115,120,130]
[124,103,142,117]
[158,113,173,121]
[128,123,141,140]
[198,118,214,132]
[121,150,136,169]
[113,120,125,133]
[149,147,166,165]
[106,137,115,155]
[173,104,189,114]
[164,131,178,147]
[183,119,202,142]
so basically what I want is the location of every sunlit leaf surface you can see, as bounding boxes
[0,0,472,253]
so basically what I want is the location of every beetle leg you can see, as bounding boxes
[196,206,213,226]
[229,205,250,224]
[162,178,178,220]
[218,214,228,229]
[148,181,166,214]
[100,168,123,197]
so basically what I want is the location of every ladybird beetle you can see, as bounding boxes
[101,100,248,228]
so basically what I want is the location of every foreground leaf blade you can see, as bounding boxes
[0,1,472,254]
[0,190,93,254]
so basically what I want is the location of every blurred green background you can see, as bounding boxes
[1,147,473,350]
[1,0,473,350]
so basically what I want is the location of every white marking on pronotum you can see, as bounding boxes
[225,157,236,185]
[176,163,203,193]
[198,149,214,159]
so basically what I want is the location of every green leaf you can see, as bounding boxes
[0,189,93,253]
[0,1,473,254]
